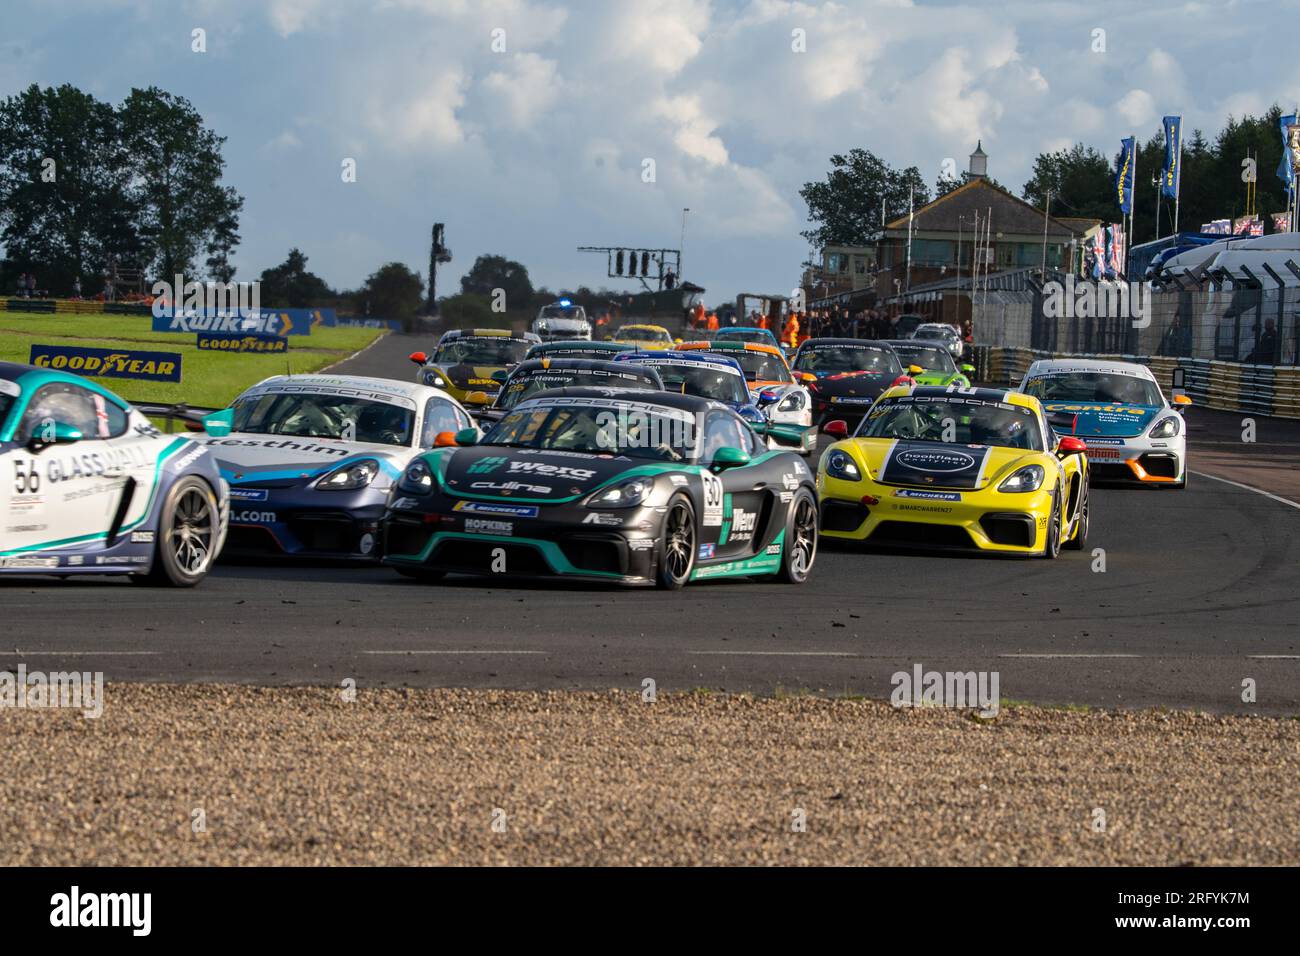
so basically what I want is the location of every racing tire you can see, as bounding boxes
[1041,489,1062,560]
[776,489,818,584]
[1064,482,1089,551]
[395,566,447,583]
[656,495,696,590]
[132,476,220,587]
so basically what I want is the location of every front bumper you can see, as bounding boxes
[222,486,387,560]
[817,474,1054,555]
[381,497,664,584]
[1078,437,1185,485]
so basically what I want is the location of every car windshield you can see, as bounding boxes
[892,345,956,373]
[484,401,696,462]
[496,369,656,410]
[1022,372,1163,406]
[860,397,1043,451]
[698,350,789,383]
[231,392,414,447]
[718,330,770,344]
[616,327,671,343]
[539,305,586,321]
[645,363,750,404]
[915,327,955,340]
[794,346,901,375]
[434,339,529,366]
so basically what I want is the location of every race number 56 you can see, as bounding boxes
[13,459,40,494]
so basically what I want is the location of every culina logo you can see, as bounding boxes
[467,456,507,475]
[1042,275,1151,329]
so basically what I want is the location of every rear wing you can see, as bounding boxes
[133,401,223,434]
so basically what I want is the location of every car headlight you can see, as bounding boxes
[1149,415,1180,439]
[422,369,448,389]
[317,459,380,491]
[998,464,1044,493]
[823,449,861,481]
[777,391,806,412]
[585,477,651,508]
[397,459,434,494]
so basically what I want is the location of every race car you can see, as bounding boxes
[1018,358,1191,488]
[204,375,478,560]
[532,299,592,341]
[911,322,964,360]
[817,385,1089,557]
[525,340,635,361]
[614,350,762,425]
[476,358,663,426]
[789,339,911,432]
[878,340,974,387]
[381,388,819,588]
[714,326,782,349]
[610,324,676,350]
[677,340,817,453]
[0,361,228,585]
[408,328,540,408]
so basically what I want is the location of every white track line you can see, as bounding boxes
[0,650,159,656]
[688,650,859,657]
[321,329,392,372]
[1190,470,1300,511]
[362,650,544,655]
[998,653,1141,659]
[1247,655,1300,660]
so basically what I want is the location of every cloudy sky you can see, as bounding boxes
[6,0,1296,304]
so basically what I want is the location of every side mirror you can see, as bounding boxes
[202,408,234,437]
[908,364,924,376]
[433,430,459,448]
[491,370,509,383]
[454,427,480,446]
[796,371,816,384]
[1172,394,1193,410]
[409,351,429,366]
[711,446,751,469]
[27,421,83,453]
[961,364,975,374]
[1058,436,1087,457]
[465,391,490,405]
[823,420,849,439]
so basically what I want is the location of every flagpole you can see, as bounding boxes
[1174,127,1182,235]
[1127,133,1137,278]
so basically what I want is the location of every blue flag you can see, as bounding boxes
[1115,137,1136,214]
[1279,113,1297,189]
[1161,116,1181,199]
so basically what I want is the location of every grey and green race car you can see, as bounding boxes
[877,340,975,388]
[380,388,818,588]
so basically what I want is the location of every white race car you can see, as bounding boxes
[202,375,480,559]
[0,361,228,585]
[1018,358,1192,488]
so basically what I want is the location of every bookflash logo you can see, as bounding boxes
[49,886,151,936]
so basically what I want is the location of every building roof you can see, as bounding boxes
[885,178,1076,239]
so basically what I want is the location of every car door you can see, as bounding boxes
[420,396,474,447]
[5,382,127,554]
[698,410,768,560]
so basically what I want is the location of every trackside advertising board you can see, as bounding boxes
[150,307,334,337]
[197,333,289,353]
[29,344,182,382]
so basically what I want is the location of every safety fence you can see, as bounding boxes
[972,283,1300,419]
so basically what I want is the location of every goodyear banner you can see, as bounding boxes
[1161,116,1181,199]
[1115,137,1136,214]
[151,307,333,337]
[30,345,182,382]
[197,333,289,354]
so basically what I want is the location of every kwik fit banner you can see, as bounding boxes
[1115,136,1136,214]
[152,307,334,337]
[1161,116,1181,199]
[30,345,182,382]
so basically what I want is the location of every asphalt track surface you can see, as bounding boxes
[3,332,1298,714]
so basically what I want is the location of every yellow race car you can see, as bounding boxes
[610,324,676,350]
[409,328,540,408]
[817,385,1089,557]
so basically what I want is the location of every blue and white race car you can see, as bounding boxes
[0,361,228,585]
[1018,358,1192,488]
[204,375,479,559]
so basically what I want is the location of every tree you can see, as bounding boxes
[799,148,930,248]
[460,254,534,309]
[438,292,499,328]
[357,262,424,320]
[118,86,243,280]
[0,83,136,292]
[258,249,334,307]
[1021,143,1115,223]
[936,171,1007,197]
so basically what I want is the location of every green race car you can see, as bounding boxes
[879,340,974,388]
